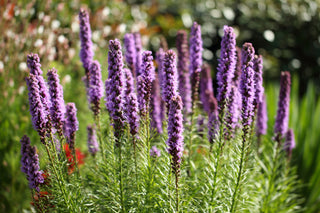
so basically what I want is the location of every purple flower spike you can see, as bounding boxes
[274,71,291,142]
[64,103,79,151]
[105,39,126,139]
[124,33,137,76]
[234,47,242,87]
[27,53,43,75]
[26,74,47,143]
[137,51,155,116]
[134,32,142,77]
[226,85,242,134]
[216,26,237,117]
[150,73,163,134]
[189,22,203,105]
[162,50,179,110]
[87,125,99,156]
[253,55,264,111]
[20,135,44,192]
[47,68,65,134]
[176,30,192,114]
[79,9,94,73]
[167,95,184,174]
[156,48,165,89]
[150,145,161,158]
[284,129,295,157]
[89,60,104,116]
[124,68,140,138]
[256,94,268,136]
[200,63,214,114]
[239,43,255,130]
[207,94,219,143]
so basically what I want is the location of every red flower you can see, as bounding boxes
[64,144,85,174]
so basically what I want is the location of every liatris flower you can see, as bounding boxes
[207,94,219,144]
[162,50,179,110]
[27,53,42,75]
[124,68,140,138]
[20,135,44,192]
[64,103,79,151]
[47,68,65,134]
[87,125,99,156]
[274,71,291,142]
[189,22,203,105]
[239,43,255,129]
[124,33,136,76]
[176,30,192,114]
[137,51,155,115]
[200,63,214,114]
[79,9,94,73]
[216,26,237,117]
[284,129,295,156]
[150,145,161,157]
[256,94,268,136]
[167,95,184,174]
[150,73,163,134]
[26,74,47,143]
[105,39,126,139]
[234,47,242,87]
[156,48,165,89]
[134,32,142,77]
[226,85,242,134]
[253,55,264,111]
[89,60,104,116]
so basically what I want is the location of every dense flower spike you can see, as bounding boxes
[216,26,237,116]
[207,94,219,143]
[47,68,65,133]
[89,60,104,115]
[105,39,126,139]
[64,103,79,151]
[274,71,291,142]
[162,50,179,108]
[87,125,99,156]
[134,32,142,77]
[26,74,47,143]
[284,129,295,156]
[124,68,140,137]
[200,63,214,114]
[239,43,256,128]
[20,135,44,192]
[150,73,163,133]
[176,30,192,114]
[234,47,242,87]
[124,33,137,76]
[226,85,242,133]
[156,48,166,122]
[189,22,203,105]
[137,51,155,115]
[167,95,184,174]
[27,53,43,75]
[253,55,264,111]
[79,9,94,73]
[150,146,161,157]
[256,94,268,136]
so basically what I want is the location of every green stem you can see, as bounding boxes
[95,115,105,161]
[118,136,125,212]
[175,172,179,212]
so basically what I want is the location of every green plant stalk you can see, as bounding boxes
[175,171,179,212]
[117,135,125,213]
[230,126,250,213]
[95,114,105,161]
[144,111,153,207]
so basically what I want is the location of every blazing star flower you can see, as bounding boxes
[47,68,65,134]
[134,32,142,77]
[216,26,237,117]
[124,33,137,76]
[150,146,161,157]
[27,53,42,75]
[167,95,184,174]
[239,43,255,130]
[234,47,242,87]
[150,73,163,134]
[200,63,214,114]
[256,94,268,136]
[64,103,79,151]
[226,85,242,135]
[137,51,155,116]
[207,94,219,143]
[176,30,192,114]
[20,135,44,192]
[253,55,264,111]
[274,71,291,142]
[284,129,295,156]
[89,60,104,115]
[87,125,99,156]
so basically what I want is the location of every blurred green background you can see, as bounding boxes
[0,0,319,212]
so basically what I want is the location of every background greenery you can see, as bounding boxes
[0,0,319,212]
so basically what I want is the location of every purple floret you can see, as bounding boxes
[207,94,219,143]
[134,32,142,77]
[87,125,99,156]
[124,33,137,76]
[253,55,264,110]
[256,94,268,136]
[274,71,291,142]
[150,73,163,134]
[27,53,42,75]
[150,145,161,157]
[200,63,214,114]
[20,135,44,192]
[167,95,184,174]
[47,68,65,134]
[64,103,79,151]
[284,129,295,156]
[89,60,104,115]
